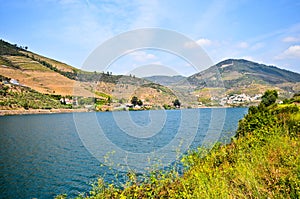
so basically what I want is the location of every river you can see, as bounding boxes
[0,108,248,198]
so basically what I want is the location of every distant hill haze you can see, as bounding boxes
[144,75,186,86]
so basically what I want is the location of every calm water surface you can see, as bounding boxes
[0,108,247,198]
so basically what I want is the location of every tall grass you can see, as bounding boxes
[57,94,300,199]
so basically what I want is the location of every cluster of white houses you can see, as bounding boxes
[219,93,262,106]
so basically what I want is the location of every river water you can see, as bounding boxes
[0,108,248,198]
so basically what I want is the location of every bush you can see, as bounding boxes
[260,90,278,107]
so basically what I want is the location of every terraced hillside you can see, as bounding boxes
[0,39,178,108]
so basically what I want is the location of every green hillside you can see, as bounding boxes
[0,39,178,110]
[0,39,149,84]
[188,59,300,91]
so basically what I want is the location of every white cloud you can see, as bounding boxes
[283,45,300,57]
[196,38,212,47]
[130,51,157,62]
[276,45,300,59]
[282,36,300,42]
[183,38,213,49]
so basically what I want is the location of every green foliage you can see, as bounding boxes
[131,96,138,106]
[61,94,300,199]
[0,83,71,110]
[283,93,300,104]
[78,97,94,106]
[0,56,20,69]
[173,99,181,108]
[141,82,175,96]
[94,91,111,99]
[0,85,9,96]
[163,104,172,110]
[94,98,107,106]
[118,98,127,104]
[198,97,211,104]
[260,89,278,107]
[29,56,78,80]
[0,39,24,56]
[137,99,143,106]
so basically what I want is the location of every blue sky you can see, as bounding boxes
[1,0,300,76]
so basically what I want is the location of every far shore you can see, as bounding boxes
[0,108,89,116]
[0,106,249,116]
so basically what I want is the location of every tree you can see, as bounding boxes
[260,90,278,107]
[0,86,9,96]
[163,104,171,110]
[131,96,138,106]
[137,99,143,106]
[173,99,181,108]
[107,96,112,104]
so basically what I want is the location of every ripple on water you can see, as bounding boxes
[0,108,248,198]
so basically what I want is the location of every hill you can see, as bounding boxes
[185,59,300,106]
[2,39,300,109]
[188,59,300,90]
[0,39,93,96]
[0,39,178,110]
[144,75,186,86]
[142,59,300,106]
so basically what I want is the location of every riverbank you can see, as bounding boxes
[0,106,240,116]
[0,108,89,116]
[56,91,300,199]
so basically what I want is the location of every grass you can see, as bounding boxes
[55,91,299,199]
[21,51,77,73]
[95,91,112,99]
[181,130,299,198]
[0,83,71,110]
[4,55,51,71]
[226,83,284,98]
[141,83,175,96]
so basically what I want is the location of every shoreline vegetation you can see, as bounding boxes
[0,106,235,116]
[55,90,300,199]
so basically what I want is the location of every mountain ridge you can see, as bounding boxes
[143,75,186,86]
[187,59,300,91]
